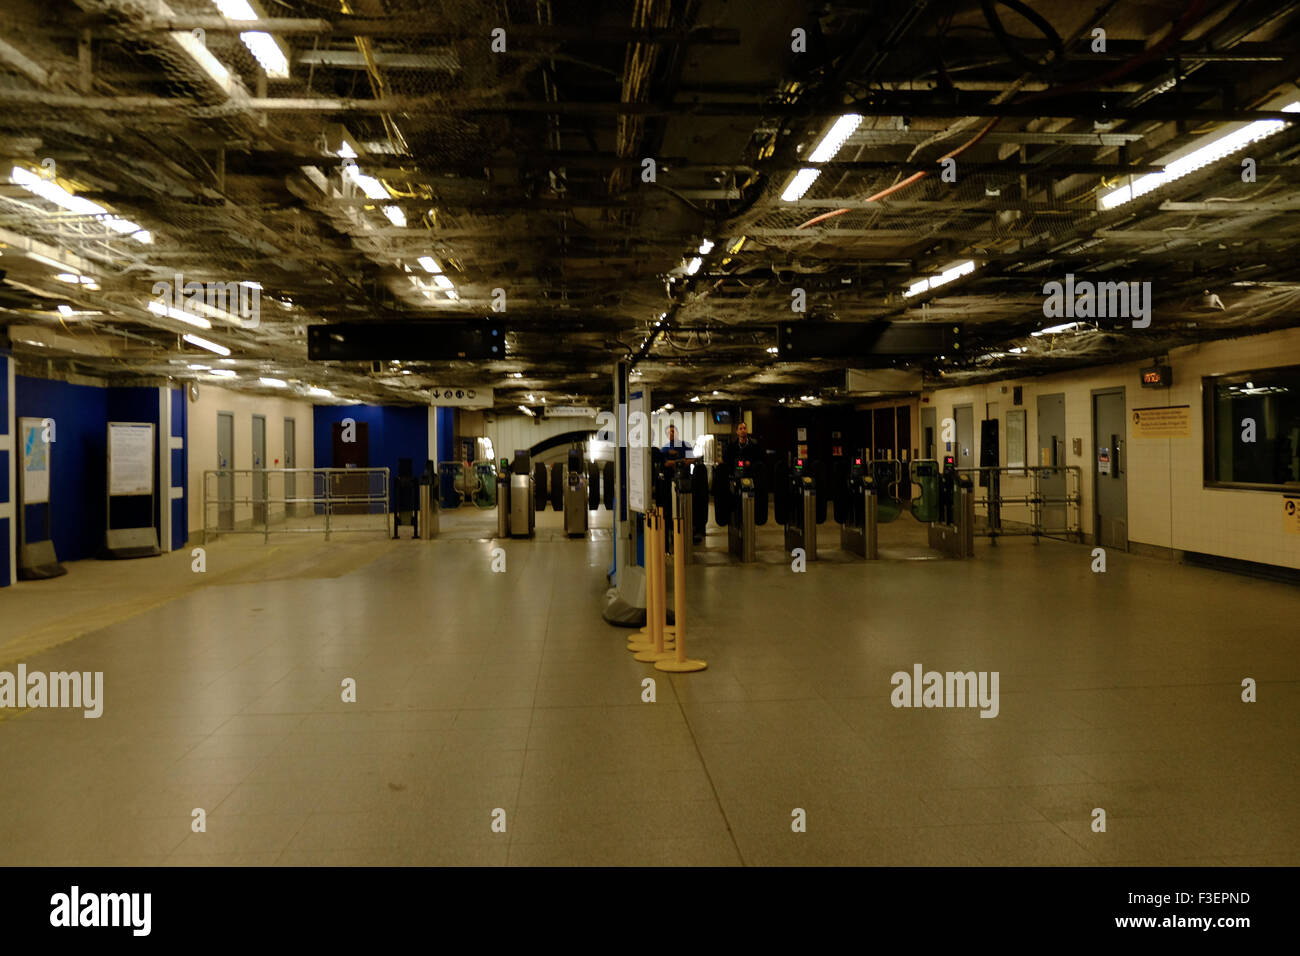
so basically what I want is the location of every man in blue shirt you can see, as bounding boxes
[661,423,692,462]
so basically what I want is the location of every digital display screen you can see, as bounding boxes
[712,409,733,425]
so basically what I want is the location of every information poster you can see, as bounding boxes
[627,388,648,514]
[1132,406,1191,438]
[1284,497,1300,536]
[19,417,50,504]
[108,422,155,496]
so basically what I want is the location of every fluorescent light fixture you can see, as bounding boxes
[442,289,459,300]
[417,256,442,274]
[767,346,779,354]
[800,394,815,401]
[698,239,714,255]
[1009,346,1027,354]
[781,114,862,202]
[209,369,237,378]
[148,299,212,330]
[10,166,151,242]
[307,386,333,398]
[685,257,702,275]
[187,364,211,370]
[433,275,454,290]
[526,393,536,402]
[902,259,976,298]
[55,273,100,290]
[259,377,288,388]
[183,333,231,356]
[518,405,536,417]
[1032,322,1084,336]
[210,1,290,78]
[29,252,74,270]
[57,305,73,316]
[511,372,524,378]
[1100,101,1300,209]
[383,206,406,227]
[690,395,700,403]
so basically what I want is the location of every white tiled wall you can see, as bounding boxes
[925,326,1300,568]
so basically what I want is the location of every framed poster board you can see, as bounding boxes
[108,422,155,497]
[18,417,51,505]
[627,388,649,513]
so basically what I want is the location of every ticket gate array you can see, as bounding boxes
[783,459,818,560]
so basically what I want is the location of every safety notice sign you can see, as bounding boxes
[1132,405,1191,438]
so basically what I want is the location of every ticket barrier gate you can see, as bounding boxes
[418,460,439,539]
[496,460,511,537]
[841,464,878,559]
[563,449,588,537]
[928,464,974,558]
[783,459,818,560]
[909,459,941,522]
[872,459,904,523]
[727,461,757,562]
[507,451,535,538]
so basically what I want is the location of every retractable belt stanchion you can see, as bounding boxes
[655,513,707,673]
[628,509,674,653]
[629,508,674,650]
[634,507,676,663]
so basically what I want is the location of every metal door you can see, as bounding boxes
[1093,389,1128,549]
[1037,393,1066,531]
[954,405,974,470]
[283,418,296,517]
[217,412,234,530]
[252,414,267,526]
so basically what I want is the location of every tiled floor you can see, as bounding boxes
[1,508,1296,866]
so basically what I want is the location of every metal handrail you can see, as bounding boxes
[202,467,390,543]
[953,465,1083,542]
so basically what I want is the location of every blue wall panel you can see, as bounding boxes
[313,405,429,507]
[15,376,108,562]
[169,386,187,549]
[0,516,8,587]
[437,407,455,464]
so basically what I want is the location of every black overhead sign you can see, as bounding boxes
[308,320,505,361]
[777,321,960,361]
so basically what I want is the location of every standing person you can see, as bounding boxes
[659,423,694,548]
[724,420,758,471]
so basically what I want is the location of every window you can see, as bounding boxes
[1204,364,1300,490]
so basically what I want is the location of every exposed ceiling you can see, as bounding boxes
[1,0,1299,411]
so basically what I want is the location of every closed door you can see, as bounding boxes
[331,420,370,515]
[283,418,296,517]
[1093,389,1128,549]
[217,412,234,530]
[252,414,267,526]
[954,405,974,471]
[1037,393,1066,530]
